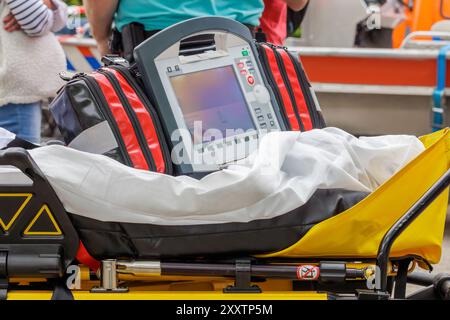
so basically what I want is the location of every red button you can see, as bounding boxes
[247,75,255,85]
[238,62,245,69]
[240,69,247,75]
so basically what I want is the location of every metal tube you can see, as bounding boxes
[116,260,161,277]
[161,263,304,278]
[161,262,305,279]
[100,259,118,290]
[376,168,450,292]
[407,272,434,287]
[159,262,356,281]
[111,260,368,281]
[161,262,237,277]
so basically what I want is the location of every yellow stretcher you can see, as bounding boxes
[1,129,450,300]
[266,128,450,264]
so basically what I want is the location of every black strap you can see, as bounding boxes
[0,279,7,301]
[50,278,74,301]
[223,259,261,293]
[0,252,7,300]
[394,259,411,299]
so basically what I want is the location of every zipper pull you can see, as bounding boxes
[101,55,130,68]
[59,71,87,81]
[273,43,288,51]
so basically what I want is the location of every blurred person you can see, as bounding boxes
[84,0,265,60]
[0,0,68,144]
[260,0,309,45]
[355,0,405,48]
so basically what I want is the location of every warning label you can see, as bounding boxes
[297,265,320,280]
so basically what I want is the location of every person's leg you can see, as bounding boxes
[16,102,42,144]
[0,102,42,144]
[0,104,21,137]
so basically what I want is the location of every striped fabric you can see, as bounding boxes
[5,0,67,36]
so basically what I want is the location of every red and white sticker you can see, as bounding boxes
[297,265,320,280]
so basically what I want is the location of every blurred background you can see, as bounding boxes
[56,0,450,138]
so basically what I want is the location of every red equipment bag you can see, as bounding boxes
[257,43,326,131]
[50,64,172,174]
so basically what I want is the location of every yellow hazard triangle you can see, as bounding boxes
[0,193,32,231]
[24,205,62,236]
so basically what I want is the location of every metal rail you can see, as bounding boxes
[376,168,450,293]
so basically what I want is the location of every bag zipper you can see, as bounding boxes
[98,69,157,172]
[271,45,305,132]
[256,43,292,130]
[109,65,173,175]
[82,75,134,167]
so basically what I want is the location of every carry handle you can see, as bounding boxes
[134,17,253,60]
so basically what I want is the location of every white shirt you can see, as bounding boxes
[0,0,67,106]
[5,0,67,36]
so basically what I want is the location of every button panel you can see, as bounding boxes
[234,56,278,131]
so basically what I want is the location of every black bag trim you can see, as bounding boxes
[272,45,306,131]
[257,43,297,130]
[98,69,157,171]
[256,42,326,131]
[82,75,134,167]
[283,48,325,128]
[108,65,173,175]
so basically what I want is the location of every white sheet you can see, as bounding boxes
[0,127,15,149]
[18,128,424,226]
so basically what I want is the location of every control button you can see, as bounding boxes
[253,84,271,104]
[260,123,267,129]
[240,69,247,75]
[270,121,275,126]
[254,107,262,114]
[244,136,250,142]
[167,67,172,73]
[242,50,249,56]
[175,65,180,71]
[267,113,273,119]
[238,62,245,69]
[257,115,264,122]
[247,75,255,86]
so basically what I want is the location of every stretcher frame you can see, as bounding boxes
[0,133,449,300]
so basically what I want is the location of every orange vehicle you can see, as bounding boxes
[394,0,450,47]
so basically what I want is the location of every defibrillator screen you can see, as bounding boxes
[170,66,256,144]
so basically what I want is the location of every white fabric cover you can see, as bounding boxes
[0,127,15,149]
[18,128,424,226]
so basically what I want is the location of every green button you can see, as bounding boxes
[242,50,249,56]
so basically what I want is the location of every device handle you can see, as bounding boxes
[134,17,253,59]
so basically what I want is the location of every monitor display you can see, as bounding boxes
[170,66,255,144]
